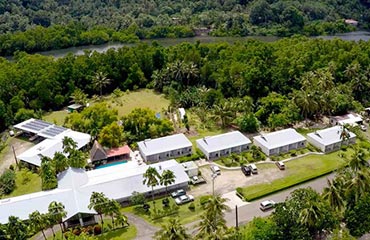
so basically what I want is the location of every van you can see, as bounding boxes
[210,165,221,175]
[241,165,251,176]
[276,161,285,170]
[248,164,258,174]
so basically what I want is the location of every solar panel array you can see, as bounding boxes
[39,126,68,138]
[22,119,52,132]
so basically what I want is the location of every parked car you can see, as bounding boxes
[275,161,285,170]
[171,189,186,198]
[175,194,194,205]
[248,164,258,174]
[360,124,367,131]
[210,165,221,175]
[241,165,251,176]
[260,200,276,211]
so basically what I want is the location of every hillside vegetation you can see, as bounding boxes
[0,0,369,55]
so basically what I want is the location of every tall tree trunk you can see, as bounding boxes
[165,185,168,197]
[59,222,65,239]
[41,229,47,240]
[111,215,115,229]
[152,186,155,210]
[50,226,55,237]
[100,214,104,233]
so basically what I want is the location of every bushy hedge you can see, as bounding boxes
[0,169,16,195]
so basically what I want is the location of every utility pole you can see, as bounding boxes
[12,145,18,166]
[235,205,239,229]
[211,173,218,196]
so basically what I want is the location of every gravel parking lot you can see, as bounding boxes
[189,163,287,197]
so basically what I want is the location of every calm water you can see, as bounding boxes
[34,31,370,59]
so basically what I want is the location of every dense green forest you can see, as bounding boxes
[1,37,370,133]
[0,0,369,55]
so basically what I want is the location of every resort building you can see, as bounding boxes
[253,128,306,156]
[137,133,192,162]
[196,131,252,160]
[89,141,131,168]
[307,126,356,153]
[0,159,189,227]
[330,112,363,126]
[14,118,91,167]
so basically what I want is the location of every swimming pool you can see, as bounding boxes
[95,160,128,169]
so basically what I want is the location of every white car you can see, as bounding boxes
[360,125,367,131]
[260,200,276,211]
[175,194,194,205]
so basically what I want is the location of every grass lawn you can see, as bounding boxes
[1,169,41,199]
[238,150,351,201]
[122,197,205,226]
[43,89,170,125]
[37,224,137,240]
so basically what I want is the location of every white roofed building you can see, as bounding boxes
[196,131,252,160]
[13,118,91,167]
[137,133,192,162]
[330,113,363,126]
[307,126,356,153]
[0,159,189,227]
[253,128,306,156]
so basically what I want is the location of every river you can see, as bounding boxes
[36,31,370,59]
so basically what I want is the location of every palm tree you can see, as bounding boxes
[48,201,67,234]
[348,148,368,172]
[160,170,176,197]
[212,100,235,128]
[69,88,88,105]
[155,218,189,240]
[53,152,68,174]
[62,136,77,155]
[67,149,86,168]
[88,192,109,232]
[339,125,351,145]
[292,89,318,120]
[322,178,345,213]
[143,167,161,209]
[7,216,27,240]
[40,156,57,190]
[345,168,370,204]
[196,195,229,239]
[183,62,199,86]
[299,201,325,236]
[106,199,121,228]
[92,71,112,97]
[29,211,47,240]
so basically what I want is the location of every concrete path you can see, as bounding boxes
[126,213,159,240]
[222,190,249,209]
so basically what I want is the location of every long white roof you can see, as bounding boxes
[0,160,189,224]
[137,133,192,156]
[253,128,306,149]
[196,131,251,153]
[17,130,91,167]
[307,126,356,145]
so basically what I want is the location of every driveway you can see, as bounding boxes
[0,137,34,173]
[223,172,335,227]
[188,164,286,197]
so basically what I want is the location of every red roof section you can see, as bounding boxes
[106,145,131,158]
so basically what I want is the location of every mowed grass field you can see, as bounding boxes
[43,89,170,125]
[239,150,350,201]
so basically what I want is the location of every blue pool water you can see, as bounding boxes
[96,161,128,169]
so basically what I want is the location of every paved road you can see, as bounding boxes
[126,213,159,240]
[224,172,335,227]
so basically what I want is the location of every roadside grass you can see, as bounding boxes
[1,169,41,199]
[37,221,137,240]
[43,89,170,125]
[238,150,351,201]
[122,196,205,226]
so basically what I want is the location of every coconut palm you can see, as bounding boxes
[53,152,68,174]
[292,89,318,120]
[299,201,325,234]
[88,192,109,232]
[62,136,77,155]
[183,62,199,86]
[160,170,176,197]
[40,156,57,190]
[106,199,121,228]
[48,201,67,234]
[143,167,161,209]
[92,71,112,97]
[69,88,88,105]
[7,216,28,240]
[339,125,351,145]
[196,195,229,239]
[212,100,235,128]
[348,148,368,172]
[155,218,189,240]
[345,168,370,204]
[322,178,345,213]
[29,211,47,240]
